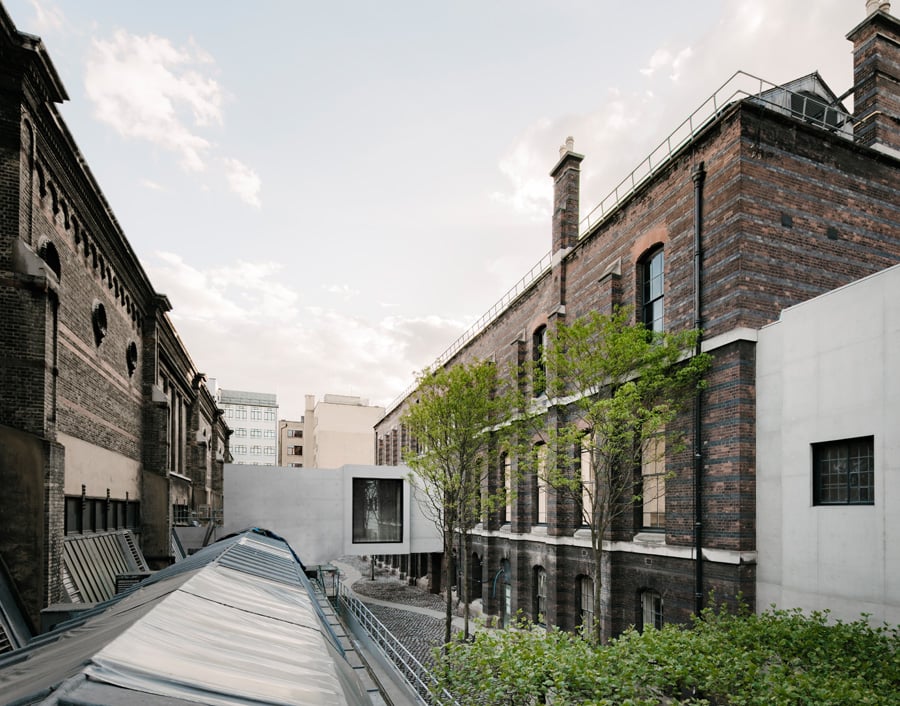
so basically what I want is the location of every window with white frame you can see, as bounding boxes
[580,436,593,527]
[501,453,511,524]
[641,247,664,332]
[532,325,548,397]
[534,444,548,524]
[641,433,666,530]
[578,575,594,634]
[534,567,547,625]
[641,590,663,630]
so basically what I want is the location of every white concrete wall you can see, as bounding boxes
[223,463,440,566]
[756,264,900,625]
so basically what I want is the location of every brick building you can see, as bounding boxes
[375,5,900,638]
[0,3,229,640]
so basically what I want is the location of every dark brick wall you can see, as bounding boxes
[380,94,900,636]
[0,11,231,626]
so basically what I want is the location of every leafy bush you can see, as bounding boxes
[431,607,899,705]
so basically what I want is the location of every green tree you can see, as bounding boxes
[522,307,709,643]
[402,360,516,644]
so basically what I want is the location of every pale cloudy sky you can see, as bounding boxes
[8,0,865,419]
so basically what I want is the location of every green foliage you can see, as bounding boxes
[402,360,519,643]
[514,307,710,642]
[432,608,900,705]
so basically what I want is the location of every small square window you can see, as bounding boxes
[812,436,874,505]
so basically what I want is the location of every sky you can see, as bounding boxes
[6,0,866,420]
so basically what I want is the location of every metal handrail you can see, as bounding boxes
[337,585,459,706]
[578,70,854,233]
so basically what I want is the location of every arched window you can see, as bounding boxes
[532,325,547,396]
[641,247,664,332]
[577,575,594,634]
[641,589,663,631]
[533,566,547,625]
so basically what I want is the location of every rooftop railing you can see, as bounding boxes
[338,585,460,706]
[385,71,854,416]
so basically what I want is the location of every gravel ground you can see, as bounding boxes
[338,555,458,668]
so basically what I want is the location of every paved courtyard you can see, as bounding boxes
[335,556,462,669]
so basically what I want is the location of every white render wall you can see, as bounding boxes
[222,463,440,566]
[756,264,900,625]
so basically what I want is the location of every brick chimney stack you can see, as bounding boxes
[549,136,584,254]
[848,2,900,156]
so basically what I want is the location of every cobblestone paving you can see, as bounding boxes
[338,556,457,668]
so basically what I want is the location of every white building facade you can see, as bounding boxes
[213,385,279,466]
[756,264,900,626]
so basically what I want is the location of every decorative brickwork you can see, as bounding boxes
[0,6,230,628]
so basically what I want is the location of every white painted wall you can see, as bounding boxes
[756,264,900,625]
[223,463,440,566]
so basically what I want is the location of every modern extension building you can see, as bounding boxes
[212,383,278,466]
[374,4,900,638]
[0,3,229,646]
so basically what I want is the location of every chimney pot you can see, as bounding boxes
[866,0,891,15]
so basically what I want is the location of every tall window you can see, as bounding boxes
[813,436,874,505]
[580,437,593,527]
[641,590,663,630]
[532,325,547,396]
[641,434,666,530]
[642,247,664,332]
[534,444,548,524]
[534,567,547,625]
[500,453,511,524]
[578,575,594,634]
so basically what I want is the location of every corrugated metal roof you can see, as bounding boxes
[62,530,149,604]
[0,530,374,706]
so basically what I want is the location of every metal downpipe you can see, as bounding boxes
[691,161,706,617]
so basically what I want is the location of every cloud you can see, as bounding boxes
[490,0,859,228]
[490,118,554,220]
[141,179,165,191]
[222,157,261,208]
[84,30,223,172]
[640,46,694,81]
[27,0,64,32]
[323,284,360,299]
[147,253,466,418]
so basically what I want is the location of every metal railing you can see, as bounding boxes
[337,585,459,706]
[384,71,855,417]
[578,70,854,233]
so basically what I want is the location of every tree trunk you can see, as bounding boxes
[461,531,470,638]
[443,531,453,647]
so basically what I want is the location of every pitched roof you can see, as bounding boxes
[0,531,373,705]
